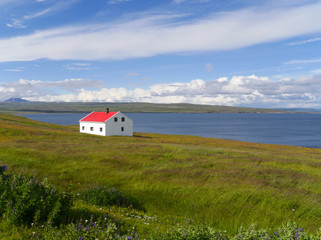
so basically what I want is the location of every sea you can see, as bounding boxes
[19,113,321,148]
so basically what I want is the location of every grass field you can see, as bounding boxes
[1,113,321,238]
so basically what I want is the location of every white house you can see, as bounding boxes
[79,109,133,136]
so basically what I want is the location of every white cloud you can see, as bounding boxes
[139,77,150,81]
[64,63,92,70]
[0,86,15,93]
[205,63,213,72]
[23,8,51,20]
[311,68,321,74]
[284,58,321,64]
[172,0,185,4]
[172,0,210,3]
[2,74,321,108]
[288,36,321,45]
[107,0,131,4]
[1,1,321,62]
[126,72,140,77]
[6,0,78,28]
[0,0,19,6]
[6,18,26,28]
[0,78,104,101]
[3,68,23,72]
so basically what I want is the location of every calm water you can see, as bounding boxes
[19,113,321,148]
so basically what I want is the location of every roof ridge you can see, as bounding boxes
[79,111,118,123]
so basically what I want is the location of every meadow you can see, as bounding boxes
[1,113,321,239]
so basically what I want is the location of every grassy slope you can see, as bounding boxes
[0,102,288,113]
[1,114,321,234]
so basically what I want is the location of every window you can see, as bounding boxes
[121,127,124,132]
[82,126,85,130]
[90,127,94,131]
[121,117,125,122]
[100,127,103,132]
[114,117,118,122]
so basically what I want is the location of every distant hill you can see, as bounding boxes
[4,98,29,103]
[277,108,321,113]
[0,102,290,114]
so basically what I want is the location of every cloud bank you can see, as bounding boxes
[1,75,321,108]
[0,1,321,62]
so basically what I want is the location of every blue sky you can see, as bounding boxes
[1,0,321,108]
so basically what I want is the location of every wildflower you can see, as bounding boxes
[78,237,84,240]
[273,231,279,236]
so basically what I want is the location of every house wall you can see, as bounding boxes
[79,112,133,137]
[80,122,106,136]
[105,112,133,136]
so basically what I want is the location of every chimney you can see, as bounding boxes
[106,108,109,114]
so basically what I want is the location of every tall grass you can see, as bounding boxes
[1,113,321,233]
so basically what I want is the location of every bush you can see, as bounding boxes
[234,224,270,240]
[28,215,139,240]
[151,224,228,240]
[79,185,142,210]
[152,222,321,240]
[0,165,73,226]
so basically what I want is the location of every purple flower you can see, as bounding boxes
[273,231,279,236]
[78,237,84,240]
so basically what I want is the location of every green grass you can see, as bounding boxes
[1,113,321,236]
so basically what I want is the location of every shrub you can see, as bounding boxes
[152,222,321,240]
[28,215,139,240]
[273,222,321,240]
[234,224,271,240]
[79,185,142,210]
[151,224,228,240]
[0,165,73,226]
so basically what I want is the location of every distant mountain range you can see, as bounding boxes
[0,101,320,113]
[3,98,29,103]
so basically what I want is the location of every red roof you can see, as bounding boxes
[80,112,118,122]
